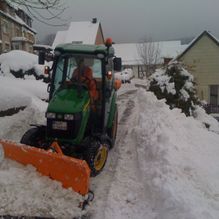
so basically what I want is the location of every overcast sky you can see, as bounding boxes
[33,0,219,43]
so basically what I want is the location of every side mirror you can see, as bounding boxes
[39,51,45,65]
[113,57,122,71]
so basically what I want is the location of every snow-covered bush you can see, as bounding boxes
[148,62,200,116]
[0,50,50,82]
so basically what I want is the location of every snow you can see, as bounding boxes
[0,50,37,76]
[52,21,100,48]
[0,50,51,77]
[150,68,176,94]
[0,76,48,111]
[134,90,219,219]
[0,53,219,218]
[115,68,134,82]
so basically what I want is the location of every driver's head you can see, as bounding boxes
[76,57,85,67]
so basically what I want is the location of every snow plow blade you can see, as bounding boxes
[0,139,90,195]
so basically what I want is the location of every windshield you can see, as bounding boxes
[53,55,102,94]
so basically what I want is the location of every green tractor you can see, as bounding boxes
[21,40,122,177]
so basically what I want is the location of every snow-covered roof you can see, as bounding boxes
[52,21,100,48]
[113,41,187,65]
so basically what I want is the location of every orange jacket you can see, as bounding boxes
[72,67,98,100]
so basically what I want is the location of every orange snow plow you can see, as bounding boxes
[0,139,90,196]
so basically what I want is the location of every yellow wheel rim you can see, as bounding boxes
[94,145,108,171]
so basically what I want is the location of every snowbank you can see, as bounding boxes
[135,89,219,219]
[0,50,51,77]
[0,76,48,111]
[0,50,37,76]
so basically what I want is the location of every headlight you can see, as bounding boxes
[46,112,56,119]
[64,114,74,120]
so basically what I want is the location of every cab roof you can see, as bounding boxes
[54,43,114,57]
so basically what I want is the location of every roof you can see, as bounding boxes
[113,41,186,65]
[55,43,114,56]
[52,21,101,49]
[177,31,219,60]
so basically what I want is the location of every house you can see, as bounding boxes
[113,41,186,78]
[0,0,36,53]
[52,18,104,48]
[177,31,219,110]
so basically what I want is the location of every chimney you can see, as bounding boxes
[92,18,97,23]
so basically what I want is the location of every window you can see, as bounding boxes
[12,42,21,50]
[4,43,10,52]
[53,56,102,95]
[210,85,219,105]
[16,27,21,36]
[3,21,9,33]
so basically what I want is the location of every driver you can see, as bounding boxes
[71,58,98,102]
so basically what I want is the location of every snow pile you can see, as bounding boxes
[0,159,84,218]
[115,68,134,82]
[193,106,219,133]
[0,76,48,111]
[135,89,219,219]
[0,50,51,77]
[0,50,37,76]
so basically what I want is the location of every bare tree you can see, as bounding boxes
[6,0,68,26]
[137,37,160,78]
[41,33,56,45]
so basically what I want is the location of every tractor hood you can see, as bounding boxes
[47,87,90,114]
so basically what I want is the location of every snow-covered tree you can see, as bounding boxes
[148,61,200,116]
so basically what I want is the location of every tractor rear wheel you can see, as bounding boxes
[84,141,109,177]
[20,127,46,149]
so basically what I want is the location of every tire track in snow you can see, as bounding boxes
[101,91,152,219]
[88,90,138,219]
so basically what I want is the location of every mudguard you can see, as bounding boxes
[0,139,90,195]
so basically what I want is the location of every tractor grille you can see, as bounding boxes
[46,113,82,140]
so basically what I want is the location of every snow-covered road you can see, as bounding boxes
[0,80,219,219]
[90,90,150,219]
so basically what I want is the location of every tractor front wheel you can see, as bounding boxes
[20,127,46,149]
[84,141,109,177]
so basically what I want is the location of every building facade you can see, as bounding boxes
[0,0,36,53]
[177,31,219,109]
